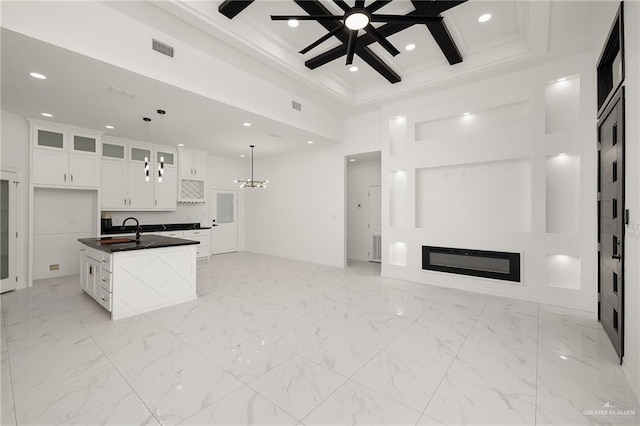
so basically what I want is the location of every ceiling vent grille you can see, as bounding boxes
[292,101,302,111]
[152,39,174,58]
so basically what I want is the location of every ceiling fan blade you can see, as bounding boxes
[366,0,392,13]
[358,46,401,83]
[425,20,462,64]
[364,24,399,56]
[271,15,342,21]
[411,0,468,15]
[346,30,357,65]
[370,14,443,24]
[218,0,254,19]
[299,27,342,54]
[355,0,365,9]
[333,0,350,12]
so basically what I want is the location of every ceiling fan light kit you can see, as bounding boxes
[220,0,467,83]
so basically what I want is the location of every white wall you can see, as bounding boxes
[347,159,381,261]
[1,111,30,289]
[380,51,597,311]
[243,110,382,267]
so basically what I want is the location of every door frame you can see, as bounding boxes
[597,87,625,363]
[1,170,19,292]
[209,187,239,255]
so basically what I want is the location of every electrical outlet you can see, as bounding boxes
[49,264,59,271]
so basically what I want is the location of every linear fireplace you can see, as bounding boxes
[422,246,521,283]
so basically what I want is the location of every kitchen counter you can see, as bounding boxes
[102,222,211,235]
[78,235,199,253]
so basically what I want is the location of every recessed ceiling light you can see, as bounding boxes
[349,159,355,162]
[30,72,47,80]
[405,43,416,51]
[243,122,252,127]
[478,13,492,23]
[287,19,299,28]
[41,112,53,117]
[240,154,246,158]
[349,65,359,72]
[307,140,314,144]
[105,125,114,130]
[178,143,185,147]
[463,112,471,116]
[559,355,568,360]
[557,77,567,82]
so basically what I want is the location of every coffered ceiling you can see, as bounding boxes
[154,0,549,104]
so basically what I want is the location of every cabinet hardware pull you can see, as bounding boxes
[155,200,157,206]
[64,173,67,182]
[124,198,127,206]
[71,174,73,182]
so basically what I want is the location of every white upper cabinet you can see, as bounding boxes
[179,148,207,180]
[101,160,128,210]
[30,121,102,189]
[100,137,177,211]
[154,149,177,210]
[178,148,207,203]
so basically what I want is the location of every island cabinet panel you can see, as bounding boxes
[111,246,196,320]
[79,240,197,320]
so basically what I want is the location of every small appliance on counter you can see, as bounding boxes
[101,212,113,233]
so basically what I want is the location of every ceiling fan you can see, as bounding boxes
[271,0,443,65]
[218,0,467,84]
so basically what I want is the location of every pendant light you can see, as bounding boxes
[235,145,268,188]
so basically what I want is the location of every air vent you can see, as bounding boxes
[292,101,302,111]
[152,39,174,58]
[107,86,136,98]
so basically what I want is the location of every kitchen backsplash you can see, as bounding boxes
[105,203,208,228]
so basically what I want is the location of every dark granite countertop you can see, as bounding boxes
[102,222,211,235]
[79,235,199,253]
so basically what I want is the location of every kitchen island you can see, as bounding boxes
[78,235,198,320]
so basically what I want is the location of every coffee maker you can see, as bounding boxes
[101,212,112,233]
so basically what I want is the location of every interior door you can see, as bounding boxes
[209,189,238,254]
[368,185,382,262]
[598,88,625,363]
[1,171,17,293]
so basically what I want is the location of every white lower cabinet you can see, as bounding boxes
[157,229,209,260]
[80,246,113,312]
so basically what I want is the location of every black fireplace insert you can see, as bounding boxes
[422,246,521,282]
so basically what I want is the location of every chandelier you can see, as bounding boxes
[235,145,268,188]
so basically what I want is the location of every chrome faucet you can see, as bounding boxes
[122,217,142,241]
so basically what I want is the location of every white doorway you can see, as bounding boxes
[1,171,18,293]
[209,188,238,254]
[346,152,382,266]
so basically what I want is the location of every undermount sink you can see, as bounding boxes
[98,238,137,244]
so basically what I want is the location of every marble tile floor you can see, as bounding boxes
[0,252,638,426]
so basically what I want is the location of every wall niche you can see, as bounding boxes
[545,76,580,134]
[546,154,580,234]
